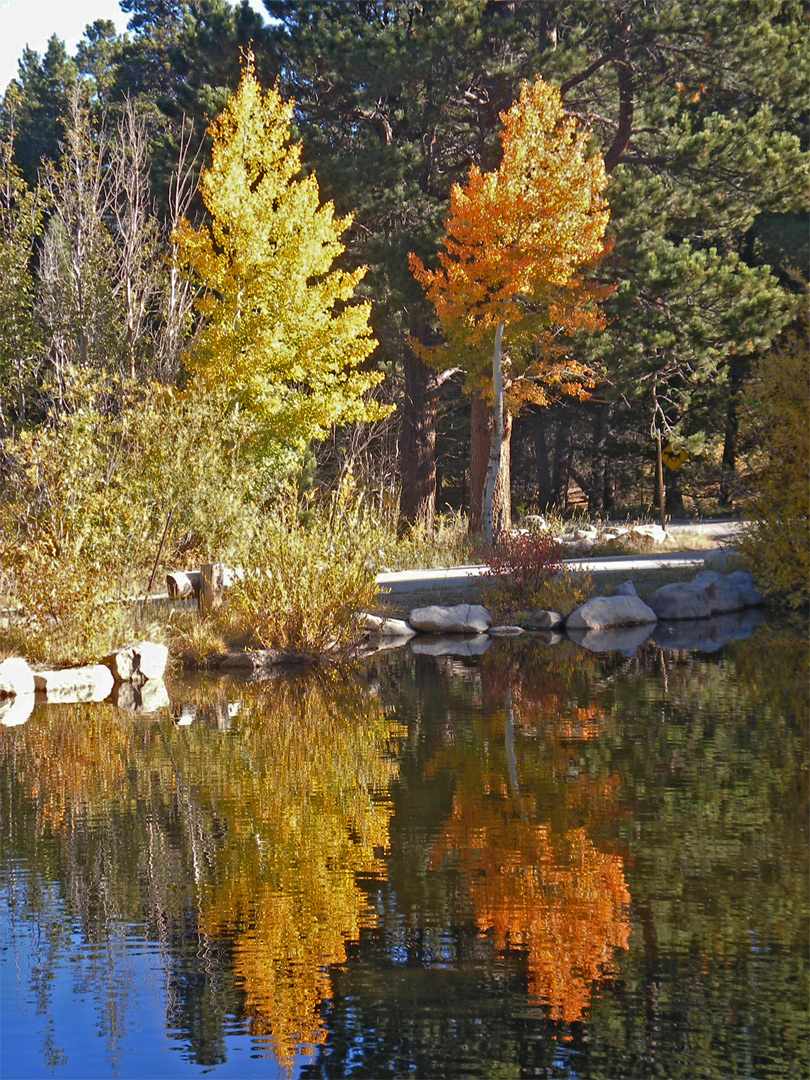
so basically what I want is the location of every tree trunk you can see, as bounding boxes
[470,393,512,537]
[550,409,572,511]
[532,405,554,512]
[398,343,438,536]
[720,358,744,507]
[481,320,506,544]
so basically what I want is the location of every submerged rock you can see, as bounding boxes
[0,693,35,726]
[410,634,492,657]
[488,625,525,638]
[653,608,768,652]
[567,622,654,657]
[112,679,171,714]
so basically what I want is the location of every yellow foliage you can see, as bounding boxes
[176,55,391,455]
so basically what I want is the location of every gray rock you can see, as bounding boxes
[409,604,492,634]
[34,665,114,703]
[648,582,714,620]
[410,634,493,657]
[691,570,748,613]
[522,515,548,532]
[630,523,668,544]
[725,570,765,607]
[530,609,565,631]
[567,623,654,657]
[0,693,35,726]
[0,657,35,697]
[703,547,742,572]
[613,580,639,597]
[565,595,657,631]
[107,641,169,683]
[488,625,525,638]
[362,613,417,638]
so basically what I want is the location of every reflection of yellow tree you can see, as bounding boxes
[1,670,404,1074]
[1,702,131,833]
[193,672,404,1071]
[429,648,631,1022]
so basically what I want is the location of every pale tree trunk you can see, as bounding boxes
[469,324,512,540]
[482,320,506,544]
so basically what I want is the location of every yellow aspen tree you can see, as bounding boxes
[175,54,388,473]
[410,76,610,543]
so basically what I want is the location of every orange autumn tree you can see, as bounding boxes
[410,76,610,542]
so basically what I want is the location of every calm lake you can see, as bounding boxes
[1,623,808,1080]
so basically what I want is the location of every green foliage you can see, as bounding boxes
[227,482,381,655]
[0,123,42,434]
[739,327,810,607]
[0,370,262,663]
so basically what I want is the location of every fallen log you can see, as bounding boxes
[166,570,201,600]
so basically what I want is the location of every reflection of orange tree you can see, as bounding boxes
[429,647,631,1022]
[193,671,405,1072]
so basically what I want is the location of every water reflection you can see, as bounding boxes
[426,645,631,1023]
[1,624,807,1079]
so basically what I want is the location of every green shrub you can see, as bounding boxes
[739,329,810,609]
[0,371,263,663]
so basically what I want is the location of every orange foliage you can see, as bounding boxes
[409,76,611,401]
[431,799,630,1023]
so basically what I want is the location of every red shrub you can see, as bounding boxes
[483,530,564,605]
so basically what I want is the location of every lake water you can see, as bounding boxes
[1,625,808,1079]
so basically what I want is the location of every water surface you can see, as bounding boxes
[1,626,807,1079]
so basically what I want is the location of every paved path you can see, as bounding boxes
[376,520,744,596]
[376,550,711,595]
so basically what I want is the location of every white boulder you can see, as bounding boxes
[0,657,35,697]
[362,613,417,638]
[566,595,657,631]
[34,665,114,703]
[106,641,169,683]
[408,604,492,634]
